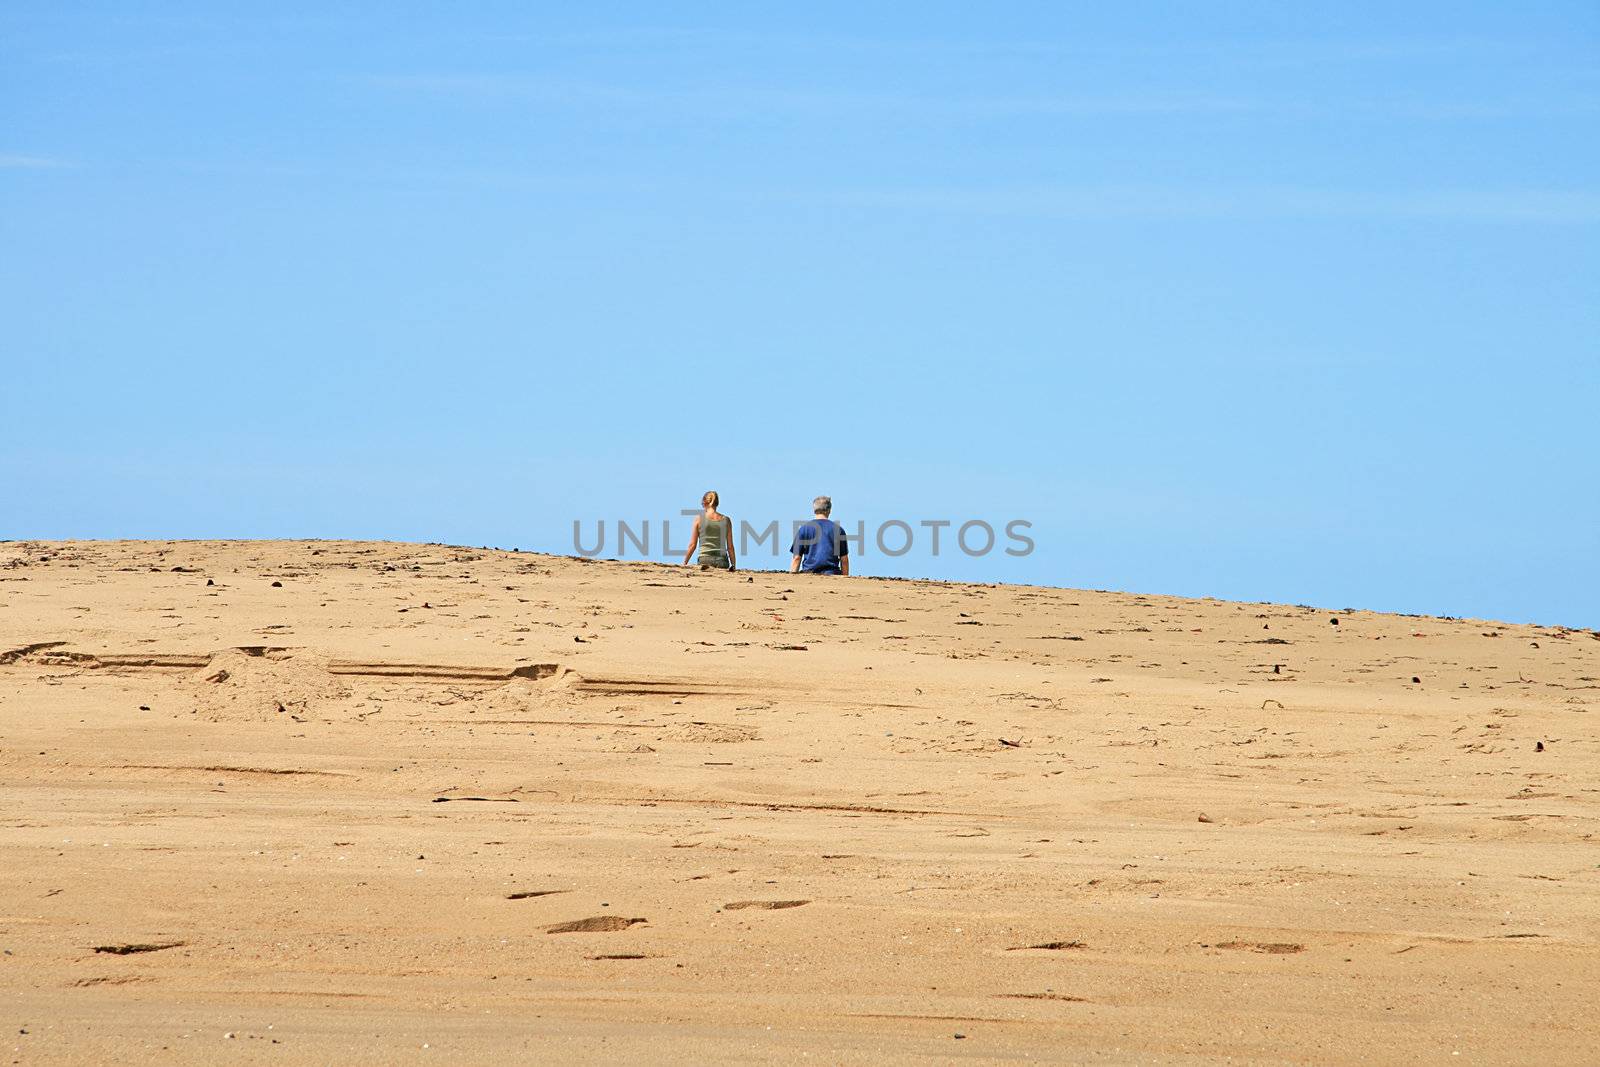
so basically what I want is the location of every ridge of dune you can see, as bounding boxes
[1,540,1596,1063]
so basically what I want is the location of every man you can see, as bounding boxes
[790,495,850,575]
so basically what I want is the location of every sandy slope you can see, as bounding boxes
[1,540,1596,1064]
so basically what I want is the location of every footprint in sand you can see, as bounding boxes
[1006,940,1085,952]
[545,916,647,933]
[587,953,655,960]
[1214,940,1304,954]
[662,723,759,743]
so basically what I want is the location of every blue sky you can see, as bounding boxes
[3,2,1597,626]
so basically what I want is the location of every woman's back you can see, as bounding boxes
[699,512,730,559]
[685,491,735,571]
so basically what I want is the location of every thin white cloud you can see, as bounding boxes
[0,154,68,169]
[362,72,1597,122]
[362,74,1263,118]
[1383,189,1600,223]
[479,26,1559,68]
[160,149,1598,225]
[823,184,1600,224]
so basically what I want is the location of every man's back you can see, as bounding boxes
[791,518,846,574]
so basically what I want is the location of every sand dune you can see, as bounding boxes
[1,540,1596,1063]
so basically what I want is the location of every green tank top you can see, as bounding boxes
[699,514,730,561]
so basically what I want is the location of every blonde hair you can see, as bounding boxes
[701,490,719,509]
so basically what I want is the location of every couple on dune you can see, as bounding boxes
[681,492,851,576]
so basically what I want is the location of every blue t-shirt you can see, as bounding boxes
[791,518,847,574]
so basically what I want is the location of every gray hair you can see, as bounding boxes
[812,495,832,516]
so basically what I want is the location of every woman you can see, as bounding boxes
[682,490,736,571]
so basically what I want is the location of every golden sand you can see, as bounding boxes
[2,540,1595,1063]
